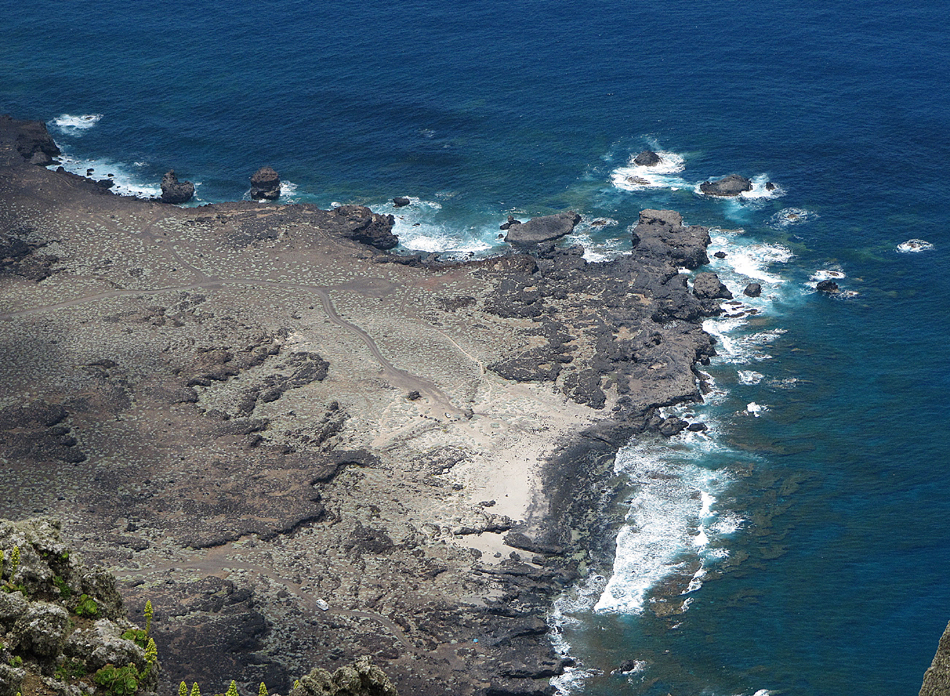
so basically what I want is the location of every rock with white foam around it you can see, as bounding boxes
[700,174,752,197]
[250,166,281,200]
[505,211,581,245]
[633,150,661,166]
[160,169,195,204]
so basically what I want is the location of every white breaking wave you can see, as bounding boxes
[593,437,736,614]
[50,113,103,134]
[52,153,161,199]
[378,198,504,258]
[610,150,688,191]
[769,207,818,228]
[897,239,934,253]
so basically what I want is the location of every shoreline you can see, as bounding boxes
[0,115,723,696]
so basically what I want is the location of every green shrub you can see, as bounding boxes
[75,593,99,617]
[122,628,148,649]
[55,657,87,681]
[94,663,140,696]
[53,574,72,599]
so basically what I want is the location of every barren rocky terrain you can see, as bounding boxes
[0,116,724,696]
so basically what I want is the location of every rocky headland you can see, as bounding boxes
[0,115,728,696]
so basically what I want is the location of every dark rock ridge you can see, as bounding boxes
[160,170,195,204]
[699,174,752,196]
[251,166,281,200]
[0,115,60,165]
[480,208,718,419]
[331,205,398,250]
[692,271,733,301]
[633,149,660,166]
[504,211,581,246]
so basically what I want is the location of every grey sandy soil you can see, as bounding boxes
[0,116,721,696]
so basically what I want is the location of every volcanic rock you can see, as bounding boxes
[505,211,581,245]
[631,209,711,269]
[392,196,410,207]
[160,169,195,204]
[700,174,753,197]
[3,116,60,165]
[658,416,688,437]
[744,282,762,297]
[331,205,398,250]
[693,271,733,300]
[250,166,281,200]
[816,279,840,293]
[499,215,522,231]
[633,149,661,166]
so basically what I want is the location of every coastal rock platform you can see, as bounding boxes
[0,117,722,696]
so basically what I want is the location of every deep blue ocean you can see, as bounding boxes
[4,2,949,694]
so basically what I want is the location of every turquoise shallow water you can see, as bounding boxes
[3,1,950,693]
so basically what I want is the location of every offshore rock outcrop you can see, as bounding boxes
[699,173,752,196]
[504,211,581,246]
[251,166,282,200]
[160,170,195,204]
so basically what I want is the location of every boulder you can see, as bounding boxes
[392,196,410,207]
[505,211,581,246]
[11,602,69,657]
[160,170,195,204]
[692,272,733,300]
[743,282,762,297]
[250,166,281,200]
[631,209,711,269]
[658,416,688,437]
[633,150,661,166]
[499,215,522,231]
[289,656,398,696]
[816,279,840,293]
[331,205,398,250]
[700,174,753,197]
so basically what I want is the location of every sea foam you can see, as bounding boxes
[50,113,103,134]
[610,150,688,191]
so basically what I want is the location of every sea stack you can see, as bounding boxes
[700,174,753,197]
[160,169,195,204]
[634,149,661,166]
[250,166,281,200]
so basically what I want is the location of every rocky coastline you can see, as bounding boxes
[1,115,725,696]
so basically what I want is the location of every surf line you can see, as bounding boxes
[0,276,466,420]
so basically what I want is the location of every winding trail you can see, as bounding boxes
[0,275,465,420]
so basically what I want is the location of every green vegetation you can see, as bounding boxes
[55,656,88,681]
[74,593,99,617]
[122,628,148,649]
[54,573,72,598]
[94,663,141,696]
[8,655,23,668]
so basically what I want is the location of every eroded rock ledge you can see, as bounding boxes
[0,115,730,696]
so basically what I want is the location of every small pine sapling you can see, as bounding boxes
[226,680,239,696]
[191,683,201,696]
[258,683,268,696]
